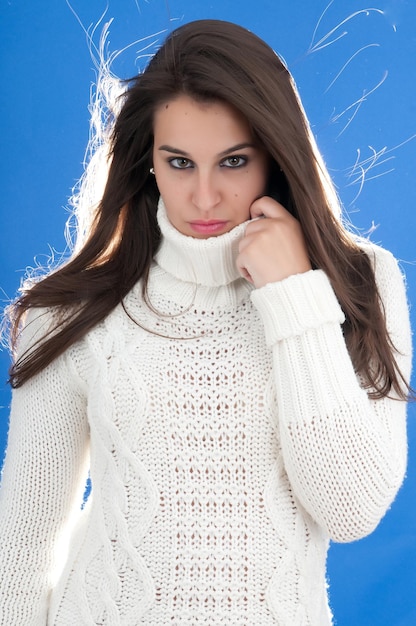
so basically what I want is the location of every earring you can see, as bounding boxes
[149,167,155,175]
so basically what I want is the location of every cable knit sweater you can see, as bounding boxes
[0,202,411,625]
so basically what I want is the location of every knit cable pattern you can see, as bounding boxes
[0,206,411,625]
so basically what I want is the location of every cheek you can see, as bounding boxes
[155,174,180,206]
[240,168,268,197]
[163,202,182,230]
[232,194,252,222]
[255,166,269,193]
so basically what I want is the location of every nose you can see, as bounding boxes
[191,170,221,213]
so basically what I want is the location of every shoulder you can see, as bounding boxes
[16,307,92,391]
[357,239,411,351]
[16,307,60,358]
[357,239,407,291]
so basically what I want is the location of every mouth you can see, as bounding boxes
[189,220,229,235]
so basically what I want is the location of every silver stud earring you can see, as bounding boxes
[149,167,155,175]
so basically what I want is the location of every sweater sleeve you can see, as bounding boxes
[0,309,90,625]
[250,245,412,543]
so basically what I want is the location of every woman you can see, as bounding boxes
[0,19,412,625]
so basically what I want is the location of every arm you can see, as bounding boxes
[250,247,411,542]
[0,310,90,625]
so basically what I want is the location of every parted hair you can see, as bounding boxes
[6,19,409,398]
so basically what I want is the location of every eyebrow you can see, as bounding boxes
[158,142,257,157]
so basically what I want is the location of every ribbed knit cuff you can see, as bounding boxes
[250,270,345,345]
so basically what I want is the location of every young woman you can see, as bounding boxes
[0,19,412,625]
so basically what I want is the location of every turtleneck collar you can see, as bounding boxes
[154,197,250,288]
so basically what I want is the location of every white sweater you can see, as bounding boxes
[0,203,411,625]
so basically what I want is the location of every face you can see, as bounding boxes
[152,94,269,238]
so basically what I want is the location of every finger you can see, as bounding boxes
[236,249,255,284]
[236,262,254,284]
[249,196,287,220]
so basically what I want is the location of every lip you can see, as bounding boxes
[189,220,229,235]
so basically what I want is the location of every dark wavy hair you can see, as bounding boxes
[6,19,409,398]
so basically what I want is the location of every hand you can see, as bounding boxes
[236,196,312,288]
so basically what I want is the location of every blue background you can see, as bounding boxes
[1,1,415,623]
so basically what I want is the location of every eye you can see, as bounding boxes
[168,157,193,169]
[221,155,247,168]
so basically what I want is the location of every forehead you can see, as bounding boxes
[153,94,253,144]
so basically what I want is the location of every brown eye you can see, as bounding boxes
[169,157,193,169]
[222,155,247,168]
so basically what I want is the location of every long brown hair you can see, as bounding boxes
[5,19,409,398]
